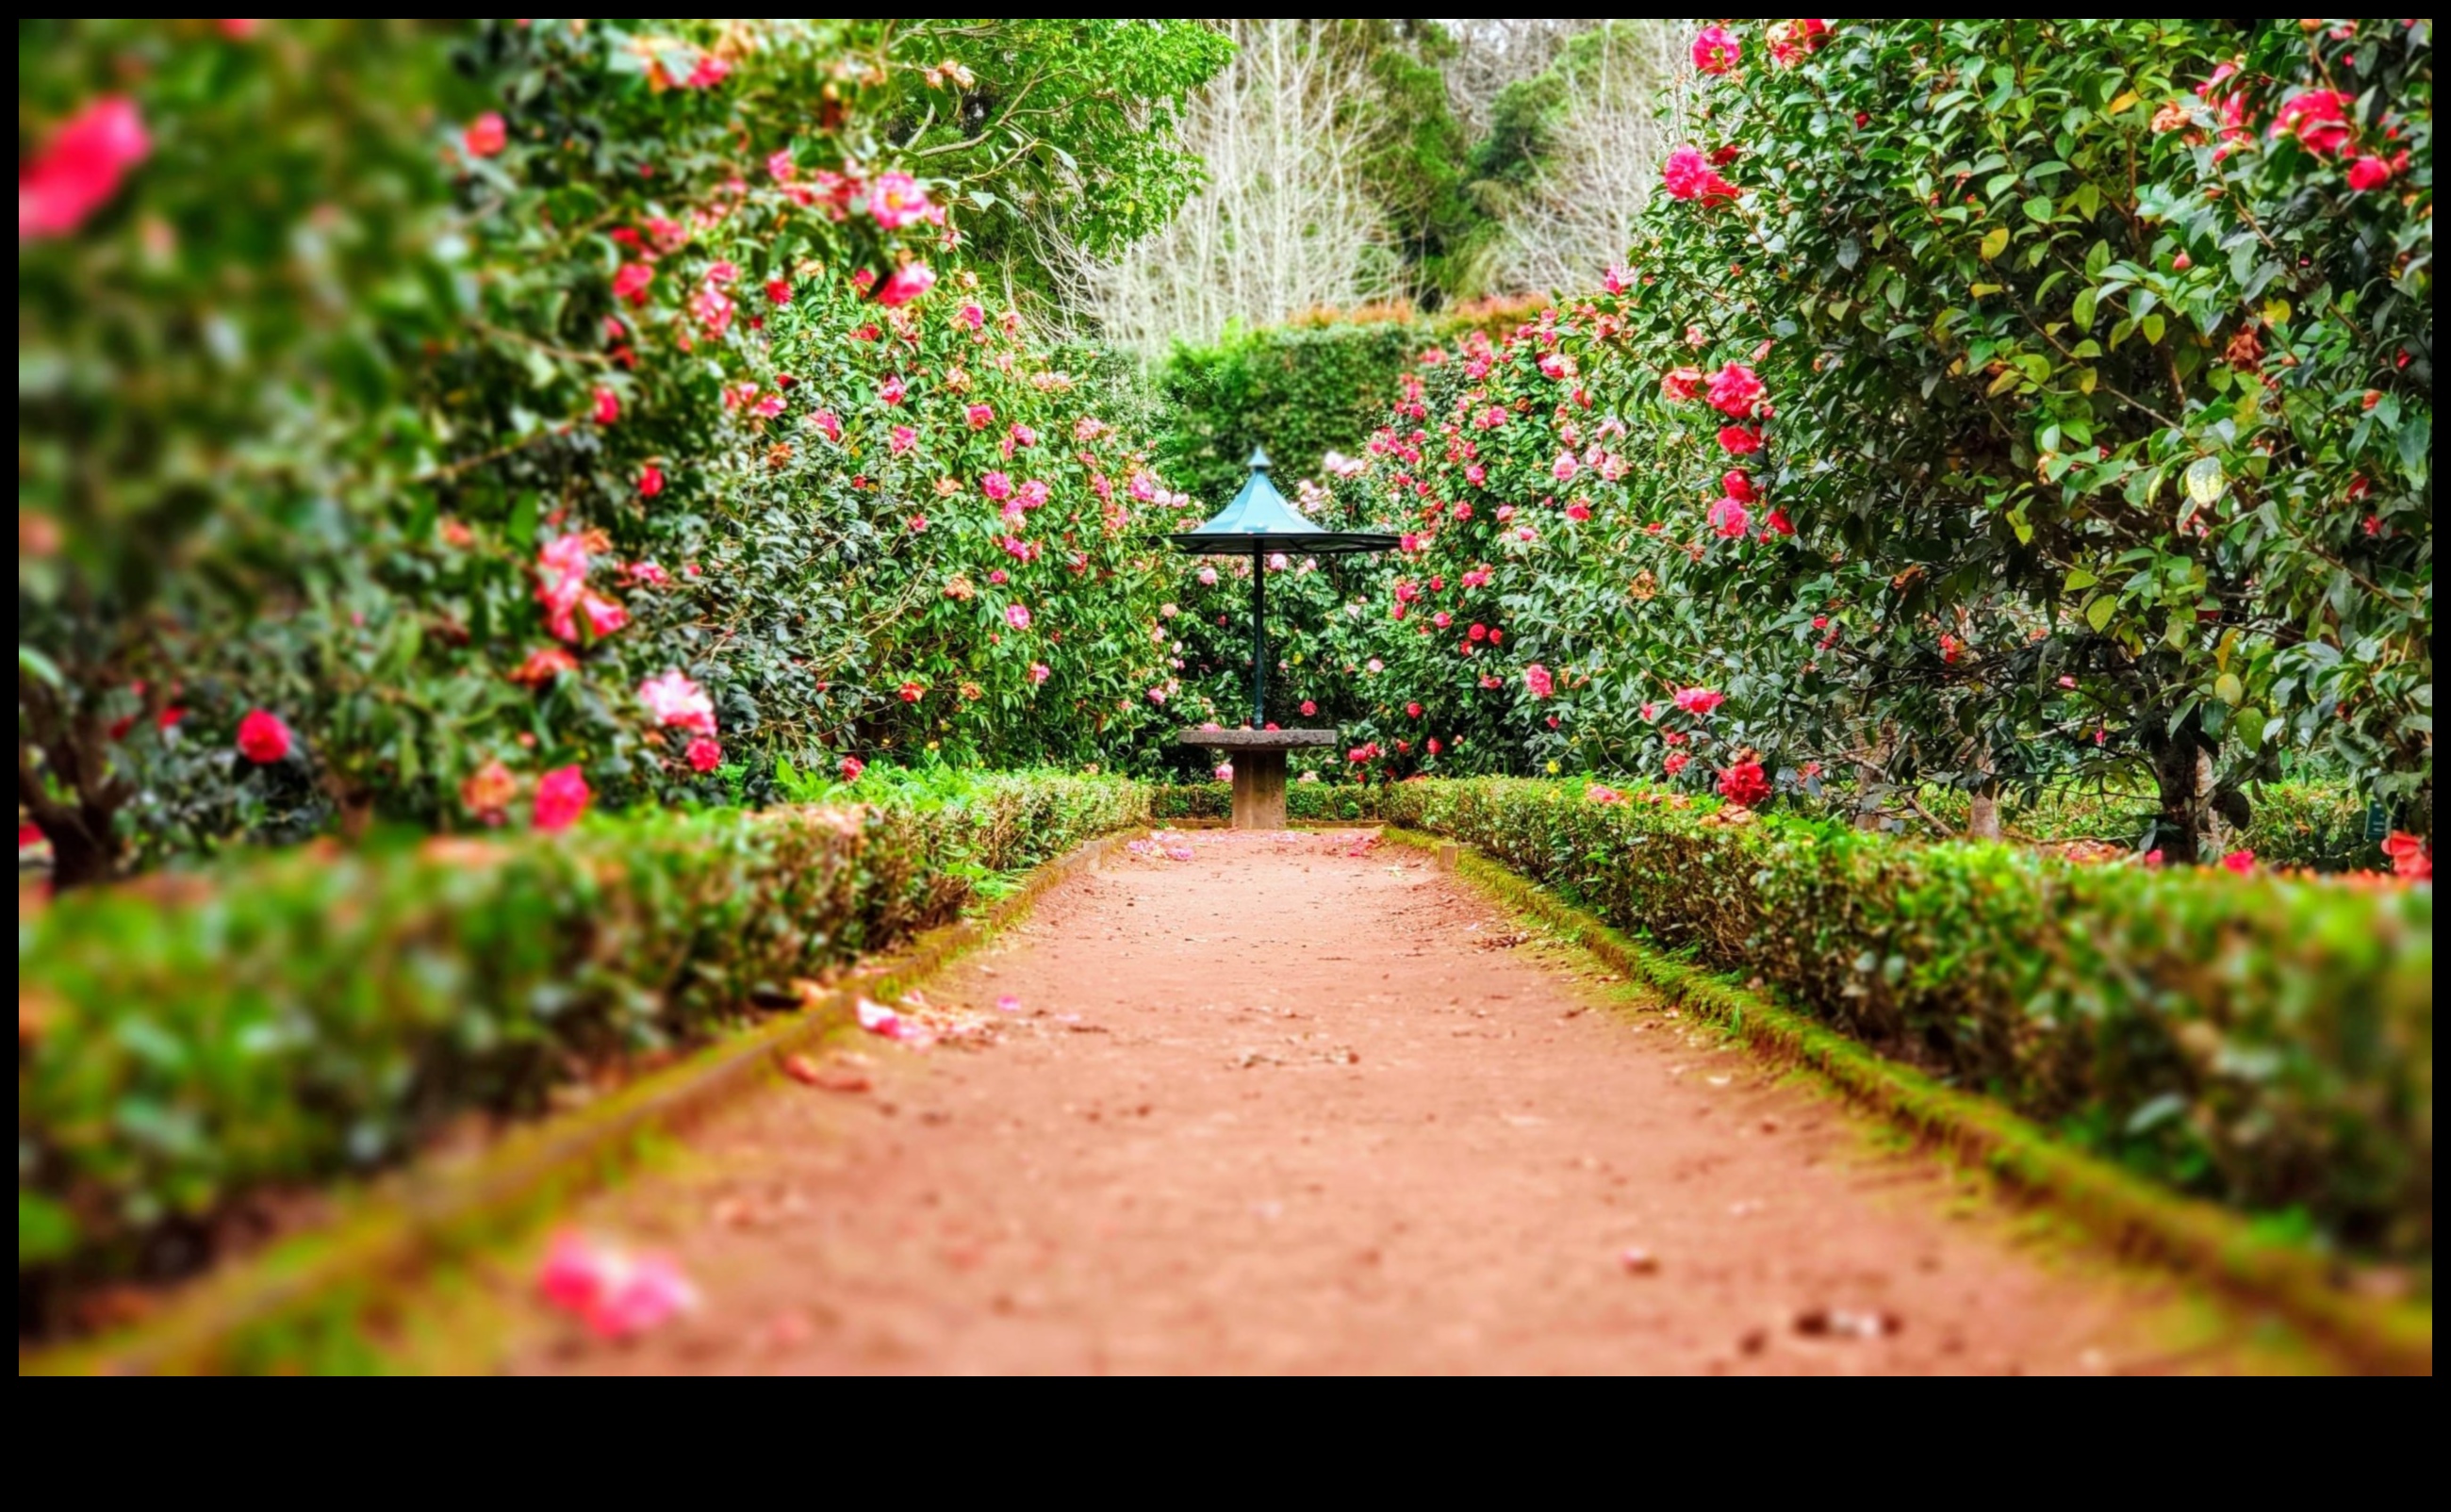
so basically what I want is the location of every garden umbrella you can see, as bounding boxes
[1162,448,1397,728]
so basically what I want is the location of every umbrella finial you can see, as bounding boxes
[1247,445,1272,472]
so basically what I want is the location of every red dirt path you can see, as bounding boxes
[505,829,2269,1375]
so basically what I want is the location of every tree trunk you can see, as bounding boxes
[2150,725,2228,863]
[1966,781,2002,841]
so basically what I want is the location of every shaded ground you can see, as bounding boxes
[435,829,2295,1374]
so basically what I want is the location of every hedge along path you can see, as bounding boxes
[23,830,1138,1377]
[447,829,2328,1376]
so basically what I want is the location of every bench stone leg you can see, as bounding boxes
[1231,748,1289,830]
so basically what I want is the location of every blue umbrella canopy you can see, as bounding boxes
[1162,448,1399,556]
[1160,448,1394,728]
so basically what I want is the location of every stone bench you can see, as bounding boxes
[1176,728,1341,829]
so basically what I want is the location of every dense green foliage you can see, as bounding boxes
[18,19,1218,881]
[1239,19,2433,866]
[1379,778,2432,1259]
[17,770,1143,1299]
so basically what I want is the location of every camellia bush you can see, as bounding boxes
[19,18,1227,883]
[1255,19,2430,863]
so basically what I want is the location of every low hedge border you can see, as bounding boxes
[1389,829,2431,1375]
[18,773,1146,1325]
[21,821,1141,1375]
[1374,779,2431,1267]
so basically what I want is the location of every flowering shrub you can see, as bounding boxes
[1379,778,2433,1259]
[18,769,1144,1306]
[18,19,1225,882]
[1292,20,2430,859]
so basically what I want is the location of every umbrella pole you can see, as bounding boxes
[1250,547,1265,729]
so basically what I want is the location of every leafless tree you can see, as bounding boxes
[1050,20,1400,354]
[1439,19,1606,138]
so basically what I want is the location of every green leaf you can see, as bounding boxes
[2064,567,2099,592]
[18,645,65,688]
[2085,595,2116,632]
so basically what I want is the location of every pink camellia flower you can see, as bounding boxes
[1664,751,1691,776]
[879,375,907,404]
[766,149,796,183]
[630,561,671,587]
[1661,366,1705,401]
[1587,783,1624,804]
[685,736,722,773]
[981,471,1013,501]
[638,463,665,498]
[1721,468,1756,503]
[536,1230,698,1339]
[612,261,653,305]
[681,53,732,90]
[1028,663,1050,685]
[1604,264,1634,293]
[1766,18,1831,68]
[1705,361,1765,419]
[965,403,996,430]
[1018,479,1051,510]
[1299,699,1318,716]
[907,514,928,533]
[1691,24,1741,74]
[1006,602,1032,631]
[639,669,716,735]
[1008,421,1038,450]
[1147,685,1168,704]
[20,96,150,239]
[592,386,620,425]
[813,410,843,443]
[765,277,792,304]
[581,592,628,638]
[890,424,917,455]
[840,755,866,782]
[2345,153,2402,192]
[868,171,935,230]
[1718,760,1771,808]
[1662,145,1738,204]
[898,681,925,703]
[1673,687,1726,716]
[1215,763,1234,782]
[2272,90,2354,156]
[876,262,936,307]
[1523,664,1554,699]
[236,709,291,764]
[1565,501,1591,522]
[1552,452,1579,482]
[2382,831,2431,881]
[1718,424,1764,455]
[464,111,508,157]
[1198,566,1218,586]
[1708,496,1752,537]
[2220,848,2257,875]
[958,302,985,330]
[534,764,591,831]
[691,284,734,336]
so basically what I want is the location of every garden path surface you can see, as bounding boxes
[507,828,2265,1375]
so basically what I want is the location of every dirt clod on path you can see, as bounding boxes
[502,829,2271,1375]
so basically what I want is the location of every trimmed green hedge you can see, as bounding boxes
[1376,779,2432,1261]
[1156,320,1424,504]
[18,774,1144,1297]
[1866,781,2385,872]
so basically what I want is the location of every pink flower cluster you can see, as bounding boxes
[537,1229,698,1340]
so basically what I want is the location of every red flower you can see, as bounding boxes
[765,277,792,304]
[2273,90,2354,156]
[2219,848,2256,875]
[534,765,590,831]
[1708,497,1751,538]
[1406,701,1423,718]
[1663,751,1691,776]
[19,96,150,239]
[236,709,291,764]
[463,112,507,158]
[2345,153,2402,192]
[638,463,665,498]
[591,386,619,425]
[612,261,653,306]
[1587,783,1624,804]
[876,262,936,307]
[509,646,578,686]
[897,681,925,703]
[1299,699,1318,716]
[1690,25,1741,74]
[1717,760,1770,808]
[2381,831,2431,881]
[1721,468,1756,503]
[1673,687,1725,716]
[840,755,866,782]
[1661,366,1705,401]
[1717,424,1764,455]
[1705,362,1765,419]
[1763,508,1795,537]
[685,737,722,773]
[1523,664,1554,699]
[1662,145,1737,204]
